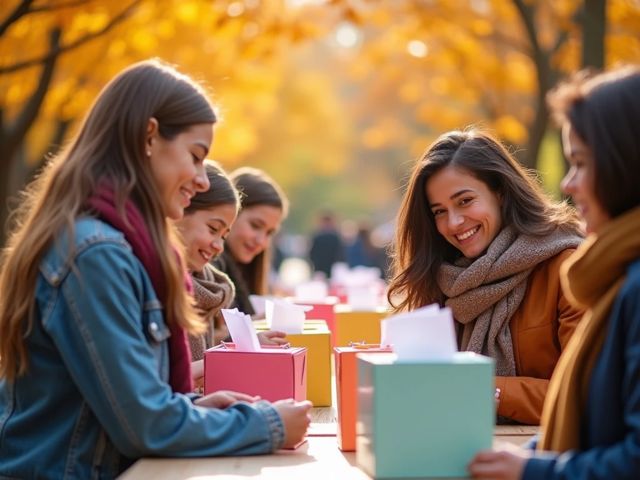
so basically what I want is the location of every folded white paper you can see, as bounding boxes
[381,304,457,362]
[221,308,261,351]
[265,298,312,334]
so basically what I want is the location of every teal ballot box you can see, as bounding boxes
[356,352,494,479]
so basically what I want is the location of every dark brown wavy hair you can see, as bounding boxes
[387,129,582,313]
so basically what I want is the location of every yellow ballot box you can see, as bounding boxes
[334,305,389,346]
[254,319,332,406]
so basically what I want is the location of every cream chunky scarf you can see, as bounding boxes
[189,263,235,361]
[437,225,583,376]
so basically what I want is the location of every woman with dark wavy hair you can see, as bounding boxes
[388,129,584,425]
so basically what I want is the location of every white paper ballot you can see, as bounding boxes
[265,299,311,334]
[294,281,329,302]
[346,285,379,310]
[221,308,261,351]
[381,304,457,362]
[248,294,270,318]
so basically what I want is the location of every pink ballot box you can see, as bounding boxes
[204,344,307,402]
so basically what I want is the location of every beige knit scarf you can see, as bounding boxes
[189,263,235,362]
[437,225,583,376]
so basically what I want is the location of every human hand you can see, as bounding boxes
[213,324,230,345]
[273,399,313,448]
[468,443,531,480]
[258,330,288,345]
[194,390,261,409]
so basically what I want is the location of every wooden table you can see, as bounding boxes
[119,407,538,479]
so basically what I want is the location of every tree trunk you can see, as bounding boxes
[581,0,606,69]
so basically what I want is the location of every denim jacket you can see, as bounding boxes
[0,218,284,479]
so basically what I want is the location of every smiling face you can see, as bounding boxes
[177,203,238,272]
[426,165,503,259]
[148,121,213,220]
[561,124,611,234]
[225,205,283,264]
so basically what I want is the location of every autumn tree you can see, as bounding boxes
[0,0,318,244]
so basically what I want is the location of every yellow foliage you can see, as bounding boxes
[494,114,528,145]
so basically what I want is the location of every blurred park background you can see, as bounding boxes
[1,0,639,260]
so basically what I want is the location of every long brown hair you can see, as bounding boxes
[0,59,217,381]
[229,167,288,295]
[387,129,582,313]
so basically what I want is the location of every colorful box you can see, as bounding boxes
[334,305,389,346]
[204,344,307,402]
[255,320,332,406]
[334,345,392,451]
[356,352,494,479]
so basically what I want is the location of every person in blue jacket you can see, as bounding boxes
[0,59,311,480]
[468,66,640,479]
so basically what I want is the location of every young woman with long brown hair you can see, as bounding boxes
[388,129,585,425]
[214,167,289,316]
[0,60,310,479]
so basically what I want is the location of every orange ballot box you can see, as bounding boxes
[255,320,332,406]
[334,344,392,451]
[334,305,389,346]
[204,344,307,402]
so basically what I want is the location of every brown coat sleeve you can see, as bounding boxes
[496,249,585,425]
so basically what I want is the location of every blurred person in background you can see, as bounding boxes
[346,221,390,279]
[308,210,345,279]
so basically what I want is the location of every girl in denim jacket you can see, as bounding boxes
[0,60,310,480]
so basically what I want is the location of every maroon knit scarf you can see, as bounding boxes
[88,185,193,393]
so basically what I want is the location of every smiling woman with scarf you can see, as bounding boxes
[0,60,310,480]
[468,66,640,480]
[388,129,585,425]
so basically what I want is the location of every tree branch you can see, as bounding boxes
[29,0,92,14]
[0,0,34,37]
[0,0,141,75]
[3,28,60,162]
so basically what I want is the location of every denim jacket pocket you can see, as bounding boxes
[141,300,170,382]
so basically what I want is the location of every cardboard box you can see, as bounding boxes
[334,345,393,451]
[255,320,332,406]
[356,352,494,479]
[204,344,307,402]
[334,305,389,346]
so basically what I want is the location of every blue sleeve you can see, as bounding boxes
[43,242,284,458]
[523,275,640,480]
